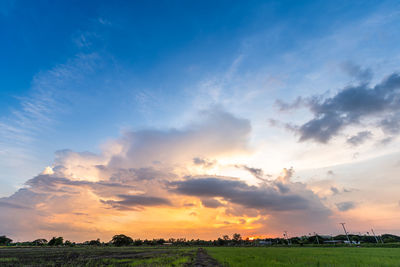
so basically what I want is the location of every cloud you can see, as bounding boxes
[330,187,340,195]
[101,194,172,210]
[346,131,372,146]
[341,62,373,83]
[0,108,256,240]
[0,108,333,240]
[275,97,304,111]
[235,165,271,181]
[277,72,400,143]
[107,107,251,169]
[336,201,356,211]
[170,174,328,213]
[0,201,30,210]
[201,198,224,208]
[193,157,216,168]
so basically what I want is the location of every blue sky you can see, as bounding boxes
[1,0,400,240]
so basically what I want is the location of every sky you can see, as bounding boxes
[1,0,400,242]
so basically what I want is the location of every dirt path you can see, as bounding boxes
[188,248,221,267]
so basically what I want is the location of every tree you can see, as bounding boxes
[48,237,63,246]
[111,234,133,246]
[0,235,12,245]
[88,239,101,246]
[133,239,143,246]
[64,240,74,247]
[232,233,242,242]
[32,239,47,246]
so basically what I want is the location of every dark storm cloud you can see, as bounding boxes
[278,72,400,143]
[336,201,356,211]
[101,194,172,210]
[170,177,312,211]
[346,131,372,146]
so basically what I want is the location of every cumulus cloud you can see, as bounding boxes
[0,108,333,240]
[277,72,400,143]
[107,107,251,169]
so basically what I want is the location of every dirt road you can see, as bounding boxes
[188,248,221,267]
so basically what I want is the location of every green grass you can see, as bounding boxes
[206,247,400,267]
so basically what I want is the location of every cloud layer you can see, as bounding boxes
[0,108,333,241]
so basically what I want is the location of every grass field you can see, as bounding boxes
[207,247,400,267]
[1,246,400,266]
[0,246,195,266]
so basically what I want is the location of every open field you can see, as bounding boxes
[0,246,196,266]
[207,247,400,267]
[1,246,400,266]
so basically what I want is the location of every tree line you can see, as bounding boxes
[1,233,400,247]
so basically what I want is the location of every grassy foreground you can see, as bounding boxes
[206,247,400,267]
[0,246,195,266]
[2,246,400,266]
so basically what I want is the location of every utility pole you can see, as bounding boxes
[371,229,379,244]
[314,232,320,245]
[284,231,291,245]
[340,223,351,244]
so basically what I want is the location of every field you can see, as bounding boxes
[1,246,400,266]
[207,247,400,267]
[0,246,196,266]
